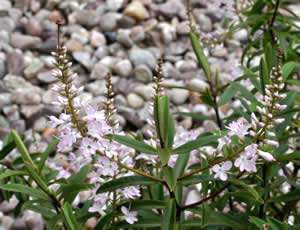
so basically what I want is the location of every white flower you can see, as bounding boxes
[226,120,250,138]
[257,150,275,161]
[121,206,138,224]
[212,161,232,181]
[234,154,257,173]
[217,136,231,151]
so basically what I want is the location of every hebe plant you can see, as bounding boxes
[0,0,299,229]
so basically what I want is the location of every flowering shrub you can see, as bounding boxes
[0,0,299,229]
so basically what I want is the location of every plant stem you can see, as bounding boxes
[96,150,165,183]
[269,0,280,43]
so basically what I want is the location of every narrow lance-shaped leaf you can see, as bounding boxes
[0,184,50,200]
[218,85,238,106]
[163,167,176,192]
[62,202,78,230]
[106,134,157,155]
[190,31,211,80]
[172,135,218,155]
[11,130,35,167]
[97,176,157,194]
[162,199,177,230]
[166,116,175,149]
[38,138,59,173]
[24,162,49,193]
[259,57,268,95]
[158,96,170,147]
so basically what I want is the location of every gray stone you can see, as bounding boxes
[130,26,145,42]
[91,62,110,80]
[0,60,5,79]
[0,0,12,12]
[0,17,15,32]
[158,22,176,43]
[12,88,41,104]
[107,0,125,11]
[95,46,109,59]
[37,37,57,54]
[75,9,100,27]
[24,210,44,230]
[1,216,14,229]
[129,47,156,69]
[194,12,212,32]
[3,105,19,121]
[0,196,18,213]
[211,47,228,58]
[10,218,27,230]
[6,52,25,75]
[123,1,148,21]
[10,33,41,49]
[113,59,132,78]
[3,74,35,90]
[117,29,134,48]
[203,120,219,132]
[0,93,11,109]
[134,84,155,100]
[86,80,106,96]
[20,104,44,119]
[127,93,144,108]
[90,30,106,48]
[37,71,57,83]
[117,15,136,28]
[42,90,58,104]
[177,60,198,72]
[185,190,201,206]
[233,29,248,43]
[166,40,189,55]
[169,88,189,105]
[33,117,48,132]
[0,30,9,43]
[176,21,190,35]
[24,60,44,79]
[24,18,42,36]
[134,64,152,83]
[0,115,9,128]
[40,55,56,68]
[155,0,186,19]
[73,52,92,70]
[100,12,121,31]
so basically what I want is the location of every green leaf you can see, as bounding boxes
[218,85,238,106]
[268,189,300,203]
[200,95,215,107]
[259,57,268,95]
[249,216,265,229]
[116,219,161,228]
[172,135,218,155]
[276,151,300,161]
[97,176,157,193]
[163,167,176,192]
[22,201,56,219]
[180,175,214,186]
[157,147,171,165]
[0,184,50,200]
[158,96,170,147]
[24,161,49,192]
[0,170,27,180]
[267,217,288,230]
[68,165,90,185]
[61,184,94,203]
[95,212,114,230]
[190,31,211,80]
[174,154,190,178]
[231,82,258,103]
[282,62,299,81]
[228,178,263,203]
[62,202,78,230]
[174,112,216,121]
[106,134,156,155]
[11,130,35,167]
[162,199,176,230]
[0,141,16,160]
[38,138,59,173]
[125,200,166,210]
[264,42,273,73]
[166,116,175,149]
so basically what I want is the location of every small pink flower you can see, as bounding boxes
[257,150,275,161]
[121,206,138,224]
[212,161,232,181]
[234,154,257,173]
[226,120,250,138]
[217,136,231,151]
[122,186,141,199]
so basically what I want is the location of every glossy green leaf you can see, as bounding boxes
[259,57,268,95]
[95,212,114,230]
[231,82,258,103]
[249,216,265,229]
[61,184,94,203]
[97,176,157,193]
[22,201,56,219]
[126,200,166,210]
[276,151,300,161]
[116,219,161,228]
[267,217,288,230]
[190,31,211,80]
[218,85,238,106]
[0,184,50,200]
[282,62,299,81]
[163,167,176,192]
[38,138,59,173]
[106,134,156,155]
[174,153,190,178]
[157,147,171,165]
[172,135,218,155]
[11,130,35,167]
[180,175,214,186]
[162,199,176,230]
[62,202,78,230]
[0,170,27,180]
[268,189,300,203]
[24,162,49,192]
[0,141,16,160]
[158,96,170,147]
[166,116,175,149]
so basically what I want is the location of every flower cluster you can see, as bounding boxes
[212,55,287,181]
[48,30,139,223]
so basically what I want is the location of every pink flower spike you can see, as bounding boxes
[212,161,232,181]
[121,206,138,224]
[258,150,276,162]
